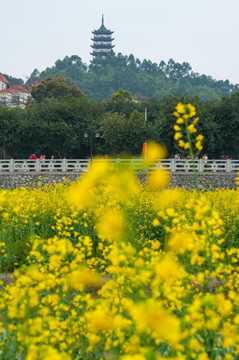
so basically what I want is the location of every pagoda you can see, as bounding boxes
[91,15,115,58]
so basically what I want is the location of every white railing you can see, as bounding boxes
[0,158,238,172]
[0,159,90,172]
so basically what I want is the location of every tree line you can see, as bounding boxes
[5,52,236,103]
[0,76,239,159]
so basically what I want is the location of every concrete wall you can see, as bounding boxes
[0,172,79,189]
[170,172,238,190]
[0,171,237,190]
[137,172,238,190]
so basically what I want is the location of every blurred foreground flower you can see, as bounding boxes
[96,209,126,241]
[129,299,181,346]
[67,267,100,290]
[168,232,194,255]
[147,169,169,190]
[144,141,167,165]
[69,161,139,209]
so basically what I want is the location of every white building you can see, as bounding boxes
[0,73,31,108]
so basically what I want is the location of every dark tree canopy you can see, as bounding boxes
[1,90,239,159]
[21,53,237,102]
[31,76,85,103]
[111,89,133,101]
[3,74,24,86]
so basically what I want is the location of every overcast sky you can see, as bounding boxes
[1,0,239,84]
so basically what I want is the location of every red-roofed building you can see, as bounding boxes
[0,74,9,90]
[0,74,31,108]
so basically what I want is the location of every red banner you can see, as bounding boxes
[142,142,147,156]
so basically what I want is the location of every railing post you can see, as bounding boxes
[62,158,66,171]
[36,159,40,171]
[10,159,14,172]
[171,159,176,171]
[155,160,160,169]
[226,159,230,172]
[199,159,203,172]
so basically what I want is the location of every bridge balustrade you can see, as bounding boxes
[0,159,237,172]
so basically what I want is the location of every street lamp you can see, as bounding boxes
[84,130,100,159]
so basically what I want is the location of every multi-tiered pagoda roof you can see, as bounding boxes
[91,15,115,58]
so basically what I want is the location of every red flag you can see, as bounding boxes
[142,142,147,156]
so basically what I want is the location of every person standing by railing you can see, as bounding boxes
[40,154,46,171]
[202,154,208,163]
[30,154,37,160]
[202,154,208,171]
[29,154,38,171]
[50,155,55,171]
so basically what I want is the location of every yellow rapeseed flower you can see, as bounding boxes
[96,209,126,241]
[146,141,167,163]
[196,141,203,151]
[147,170,169,190]
[196,134,204,142]
[187,124,197,134]
[176,117,184,124]
[155,254,187,282]
[178,139,185,148]
[86,305,113,332]
[168,232,194,254]
[173,125,181,132]
[175,103,185,114]
[67,267,100,290]
[121,354,146,360]
[152,218,160,227]
[129,299,181,345]
[174,132,182,141]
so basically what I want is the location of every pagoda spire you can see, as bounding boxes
[102,14,104,26]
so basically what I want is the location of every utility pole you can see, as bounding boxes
[143,108,148,159]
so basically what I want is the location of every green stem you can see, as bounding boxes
[185,120,200,192]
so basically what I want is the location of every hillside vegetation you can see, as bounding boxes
[6,52,236,102]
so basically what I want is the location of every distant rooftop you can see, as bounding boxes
[0,74,9,84]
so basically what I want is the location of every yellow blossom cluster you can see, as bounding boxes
[173,103,204,153]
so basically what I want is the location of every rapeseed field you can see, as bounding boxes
[0,104,238,359]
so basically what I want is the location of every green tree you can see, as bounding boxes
[124,110,150,154]
[99,113,126,154]
[211,92,239,157]
[21,96,103,158]
[0,107,24,158]
[31,76,85,103]
[99,110,152,156]
[3,74,24,86]
[111,89,133,101]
